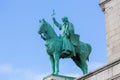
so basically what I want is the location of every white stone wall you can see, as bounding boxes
[100,0,120,63]
[105,0,120,63]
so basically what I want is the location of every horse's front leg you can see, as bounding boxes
[53,52,59,75]
[49,55,55,74]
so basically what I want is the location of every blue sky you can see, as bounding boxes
[0,0,107,80]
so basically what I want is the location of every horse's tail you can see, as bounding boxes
[86,44,92,61]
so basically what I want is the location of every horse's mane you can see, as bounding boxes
[42,19,58,38]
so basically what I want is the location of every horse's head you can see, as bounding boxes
[38,18,58,40]
[38,19,47,35]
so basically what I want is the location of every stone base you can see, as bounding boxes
[76,59,120,80]
[43,74,76,80]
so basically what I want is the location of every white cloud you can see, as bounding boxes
[0,64,13,74]
[0,64,47,80]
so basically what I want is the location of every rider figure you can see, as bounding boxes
[52,17,76,57]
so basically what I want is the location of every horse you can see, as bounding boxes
[38,19,92,75]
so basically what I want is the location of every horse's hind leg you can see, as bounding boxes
[78,56,88,74]
[72,57,88,75]
[72,57,83,73]
[81,60,88,74]
[53,52,59,75]
[49,55,55,74]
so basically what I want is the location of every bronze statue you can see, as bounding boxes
[53,17,76,57]
[38,18,92,75]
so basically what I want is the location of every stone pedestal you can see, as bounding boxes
[100,0,120,63]
[43,74,76,80]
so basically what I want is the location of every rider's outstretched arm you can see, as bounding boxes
[52,17,62,30]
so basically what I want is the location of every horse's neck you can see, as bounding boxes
[47,24,58,39]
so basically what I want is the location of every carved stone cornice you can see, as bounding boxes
[99,0,111,12]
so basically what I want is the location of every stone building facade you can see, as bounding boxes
[100,0,120,63]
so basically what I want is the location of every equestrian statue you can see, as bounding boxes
[38,17,92,75]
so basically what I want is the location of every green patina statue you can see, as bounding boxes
[38,17,92,75]
[53,17,76,57]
